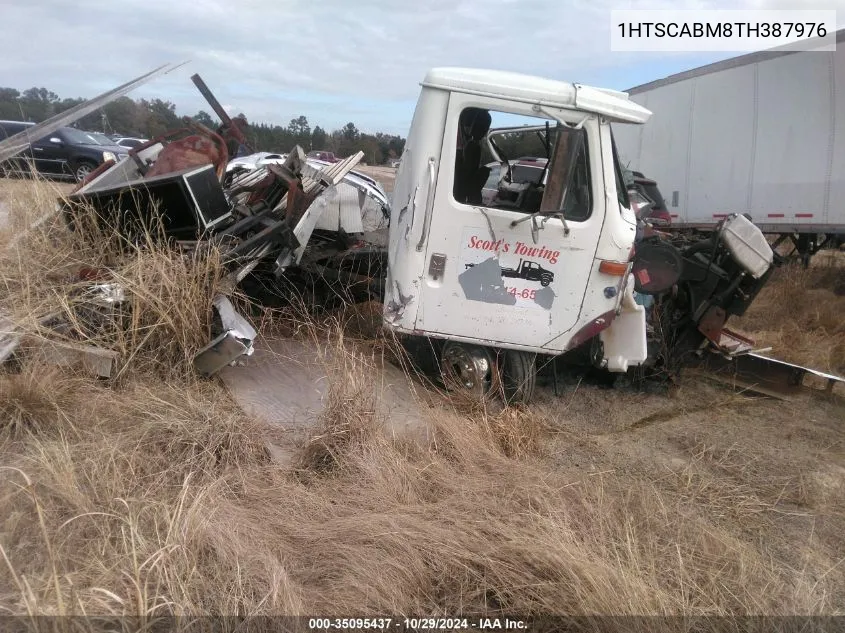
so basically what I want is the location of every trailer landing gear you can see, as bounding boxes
[770,233,835,268]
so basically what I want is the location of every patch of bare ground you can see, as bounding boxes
[355,165,396,194]
[0,179,843,627]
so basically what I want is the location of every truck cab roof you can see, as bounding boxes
[421,68,652,124]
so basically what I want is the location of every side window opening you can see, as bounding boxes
[452,106,592,221]
[560,134,591,222]
[610,129,631,211]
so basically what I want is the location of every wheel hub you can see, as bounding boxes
[440,342,493,398]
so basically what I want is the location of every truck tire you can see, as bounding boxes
[500,350,537,405]
[540,275,552,287]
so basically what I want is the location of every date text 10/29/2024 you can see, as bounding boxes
[308,618,528,630]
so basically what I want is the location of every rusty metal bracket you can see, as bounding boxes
[191,73,251,151]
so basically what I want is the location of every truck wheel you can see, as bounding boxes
[500,350,537,405]
[540,276,551,287]
[440,341,494,400]
[73,160,97,183]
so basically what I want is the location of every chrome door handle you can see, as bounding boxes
[415,157,437,252]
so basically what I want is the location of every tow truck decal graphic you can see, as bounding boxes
[465,258,554,287]
[458,228,559,309]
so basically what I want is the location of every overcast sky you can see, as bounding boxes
[2,0,842,136]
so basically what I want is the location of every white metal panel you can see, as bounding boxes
[615,46,845,232]
[686,64,756,224]
[384,85,450,330]
[626,82,694,223]
[421,68,652,123]
[311,183,387,234]
[829,48,845,227]
[749,52,832,223]
[314,183,365,233]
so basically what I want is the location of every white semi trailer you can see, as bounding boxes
[612,30,845,261]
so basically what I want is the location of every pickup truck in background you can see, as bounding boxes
[307,150,340,163]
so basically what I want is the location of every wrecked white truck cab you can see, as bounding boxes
[384,68,653,399]
[2,65,840,402]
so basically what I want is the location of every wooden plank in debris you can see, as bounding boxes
[38,340,120,379]
[273,151,365,216]
[321,152,365,185]
[230,168,268,188]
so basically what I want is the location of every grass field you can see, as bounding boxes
[0,178,843,629]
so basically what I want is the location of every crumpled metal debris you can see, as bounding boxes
[61,139,364,374]
[193,295,258,377]
[1,71,371,378]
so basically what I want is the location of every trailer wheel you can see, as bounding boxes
[440,341,494,400]
[500,350,537,405]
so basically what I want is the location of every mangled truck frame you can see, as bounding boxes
[0,64,842,403]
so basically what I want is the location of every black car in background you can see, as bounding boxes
[0,120,130,182]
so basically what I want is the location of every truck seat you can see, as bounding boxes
[454,108,492,205]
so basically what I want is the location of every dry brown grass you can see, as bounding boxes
[0,178,843,628]
[0,176,229,381]
[1,360,841,625]
[733,251,845,374]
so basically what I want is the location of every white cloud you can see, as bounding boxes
[1,0,842,135]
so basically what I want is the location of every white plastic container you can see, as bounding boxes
[720,214,774,278]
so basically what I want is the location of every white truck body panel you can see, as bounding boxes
[421,68,652,123]
[613,30,845,235]
[385,68,649,359]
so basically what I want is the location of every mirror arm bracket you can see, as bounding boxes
[510,211,570,243]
